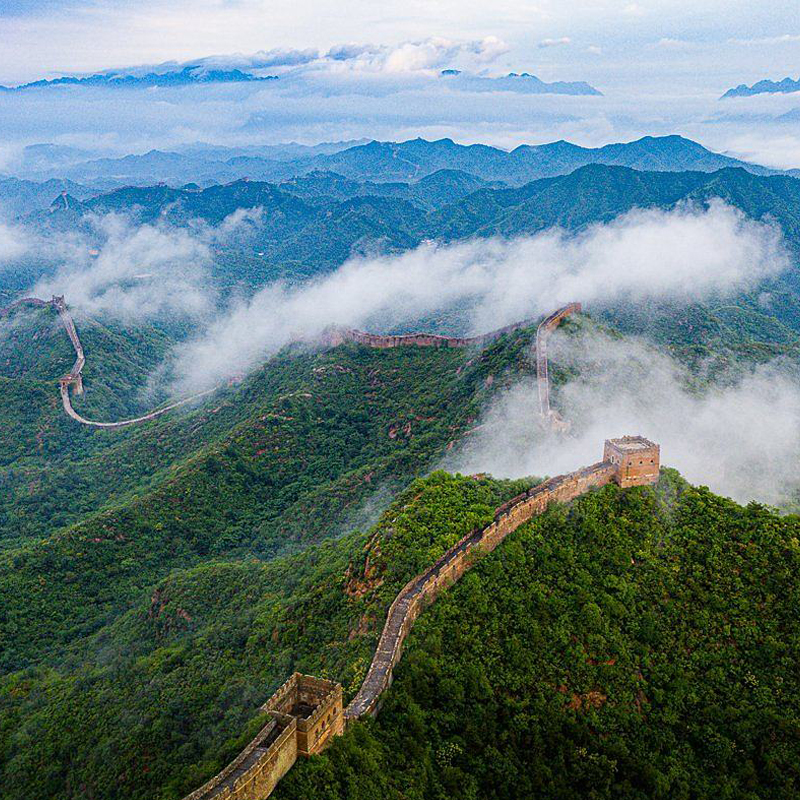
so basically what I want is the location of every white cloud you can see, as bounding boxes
[720,131,800,171]
[320,36,509,74]
[655,37,694,49]
[32,214,215,322]
[623,2,645,16]
[449,327,800,507]
[538,37,571,48]
[168,201,787,392]
[27,36,511,84]
[727,34,800,46]
[0,221,30,265]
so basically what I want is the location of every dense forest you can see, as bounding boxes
[0,472,530,800]
[2,138,800,799]
[277,475,800,800]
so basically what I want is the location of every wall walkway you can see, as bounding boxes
[2,295,214,427]
[182,436,660,800]
[3,297,580,430]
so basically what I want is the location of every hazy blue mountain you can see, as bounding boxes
[6,141,369,189]
[14,135,783,190]
[722,77,800,98]
[504,72,602,94]
[1,66,278,91]
[29,163,799,296]
[278,169,494,210]
[56,149,241,188]
[440,70,602,95]
[309,135,777,184]
[0,177,92,216]
[425,165,800,246]
[7,143,96,173]
[174,140,371,161]
[43,162,800,251]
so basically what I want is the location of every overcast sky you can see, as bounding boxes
[0,0,797,86]
[0,0,798,167]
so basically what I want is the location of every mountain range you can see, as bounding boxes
[1,65,278,91]
[722,76,800,98]
[1,64,600,97]
[4,134,793,195]
[42,162,800,260]
[13,159,800,362]
[3,130,800,800]
[440,70,602,95]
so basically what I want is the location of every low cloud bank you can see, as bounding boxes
[170,201,787,391]
[31,215,215,322]
[450,327,800,507]
[0,221,30,267]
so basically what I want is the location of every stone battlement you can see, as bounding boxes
[184,674,343,800]
[604,435,660,488]
[327,315,542,350]
[261,673,344,757]
[183,436,661,800]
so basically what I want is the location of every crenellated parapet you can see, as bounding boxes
[183,675,343,800]
[182,436,660,800]
[329,315,543,351]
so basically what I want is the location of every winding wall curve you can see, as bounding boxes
[3,295,214,428]
[344,455,612,718]
[182,436,660,800]
[4,297,580,430]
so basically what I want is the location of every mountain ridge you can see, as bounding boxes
[722,76,800,98]
[6,134,785,192]
[1,65,279,91]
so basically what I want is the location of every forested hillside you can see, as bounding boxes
[2,133,800,800]
[277,475,800,800]
[0,463,530,800]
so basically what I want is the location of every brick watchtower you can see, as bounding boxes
[603,435,660,488]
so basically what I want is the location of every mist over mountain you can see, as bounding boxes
[4,139,800,800]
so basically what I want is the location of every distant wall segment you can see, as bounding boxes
[3,297,579,430]
[330,303,581,431]
[1,295,214,427]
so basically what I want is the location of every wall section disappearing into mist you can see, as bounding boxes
[450,326,800,507]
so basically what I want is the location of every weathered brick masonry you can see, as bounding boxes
[183,436,660,800]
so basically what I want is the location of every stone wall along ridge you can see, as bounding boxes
[6,296,580,429]
[343,455,614,719]
[1,294,215,427]
[180,437,659,800]
[536,302,581,429]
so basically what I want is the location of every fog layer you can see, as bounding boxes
[451,327,800,507]
[170,201,786,391]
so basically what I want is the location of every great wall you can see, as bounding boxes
[1,296,580,430]
[3,292,658,798]
[1,295,216,427]
[180,435,660,800]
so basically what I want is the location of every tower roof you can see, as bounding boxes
[605,435,657,452]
